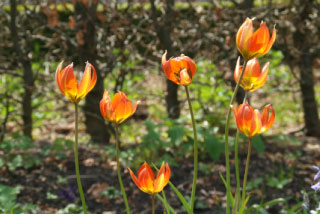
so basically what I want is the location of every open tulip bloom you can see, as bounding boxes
[162,51,199,211]
[100,90,140,214]
[129,162,171,195]
[232,102,275,139]
[234,57,269,92]
[161,50,196,86]
[56,62,97,104]
[236,17,276,61]
[100,91,140,125]
[55,61,97,214]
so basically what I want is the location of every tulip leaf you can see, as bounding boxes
[219,173,234,206]
[156,192,175,214]
[168,181,192,214]
[162,190,171,214]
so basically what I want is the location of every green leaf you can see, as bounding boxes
[204,135,224,161]
[167,126,184,147]
[156,194,176,214]
[0,158,4,168]
[168,182,192,214]
[151,163,191,213]
[252,135,265,154]
[46,192,58,200]
[219,173,234,205]
[8,155,23,171]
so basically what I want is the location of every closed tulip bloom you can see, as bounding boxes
[234,57,269,91]
[161,51,196,86]
[232,102,275,138]
[56,62,97,104]
[129,162,171,195]
[236,18,276,61]
[100,91,140,125]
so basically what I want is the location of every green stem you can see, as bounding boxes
[234,91,248,212]
[224,60,247,214]
[152,194,155,214]
[74,104,87,214]
[234,130,241,212]
[115,125,130,214]
[185,86,198,213]
[241,138,252,203]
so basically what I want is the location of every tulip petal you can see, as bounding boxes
[260,104,275,133]
[77,63,93,100]
[248,22,270,55]
[61,63,78,103]
[55,62,65,94]
[154,163,166,193]
[236,18,253,54]
[131,100,141,118]
[137,163,155,194]
[249,110,262,138]
[233,57,241,84]
[129,168,141,189]
[252,62,269,91]
[113,92,133,124]
[180,68,192,85]
[260,25,276,56]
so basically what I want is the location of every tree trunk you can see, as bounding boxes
[298,54,320,137]
[10,0,33,138]
[239,0,255,9]
[150,0,180,119]
[74,1,110,144]
[293,0,320,137]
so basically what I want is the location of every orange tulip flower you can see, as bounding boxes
[236,18,276,61]
[161,51,196,86]
[232,102,275,138]
[129,162,171,195]
[234,57,269,92]
[100,91,140,125]
[56,62,97,104]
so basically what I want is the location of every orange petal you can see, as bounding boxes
[252,62,269,91]
[233,57,241,84]
[260,25,276,56]
[77,62,94,100]
[153,162,171,193]
[186,57,197,77]
[114,92,133,124]
[162,51,178,84]
[100,91,112,121]
[130,100,141,118]
[55,62,65,94]
[232,104,242,132]
[164,163,171,185]
[61,63,78,103]
[161,50,168,67]
[249,110,262,138]
[241,58,261,91]
[247,22,270,55]
[260,104,275,133]
[137,162,155,194]
[180,68,192,85]
[129,168,141,189]
[236,18,253,54]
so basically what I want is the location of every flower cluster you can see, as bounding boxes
[54,16,277,214]
[232,18,276,139]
